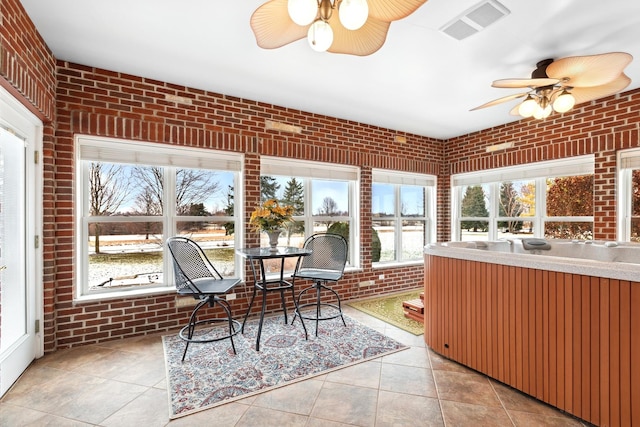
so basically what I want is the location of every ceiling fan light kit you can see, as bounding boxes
[251,0,427,56]
[473,52,633,120]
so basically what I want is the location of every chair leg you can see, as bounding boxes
[182,298,209,362]
[291,285,308,339]
[215,297,237,355]
[291,284,314,326]
[314,281,322,336]
[324,283,347,327]
[242,285,258,334]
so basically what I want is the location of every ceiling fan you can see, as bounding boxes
[471,52,633,119]
[250,0,427,56]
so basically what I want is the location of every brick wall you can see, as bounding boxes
[445,90,640,240]
[52,61,444,350]
[3,0,640,352]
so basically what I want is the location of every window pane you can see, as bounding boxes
[544,221,593,240]
[546,175,593,216]
[87,221,163,290]
[631,170,640,213]
[459,220,489,241]
[373,220,395,262]
[497,221,534,238]
[499,180,534,218]
[402,220,425,260]
[176,168,230,216]
[401,186,424,217]
[176,221,235,276]
[372,183,394,217]
[312,180,349,216]
[630,218,640,242]
[88,162,149,216]
[460,185,489,217]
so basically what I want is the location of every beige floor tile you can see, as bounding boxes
[310,381,378,426]
[252,378,323,415]
[440,400,513,426]
[235,405,309,427]
[509,410,585,426]
[433,370,502,408]
[166,402,249,426]
[0,402,92,427]
[0,308,595,427]
[382,345,431,369]
[325,360,381,388]
[379,364,438,398]
[306,417,354,427]
[428,348,473,373]
[100,387,170,427]
[492,380,573,418]
[375,390,444,427]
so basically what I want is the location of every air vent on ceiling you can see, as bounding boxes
[441,0,510,41]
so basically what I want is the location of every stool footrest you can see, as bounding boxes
[295,302,343,321]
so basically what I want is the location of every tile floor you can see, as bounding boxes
[0,306,587,426]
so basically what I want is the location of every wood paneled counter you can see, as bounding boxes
[424,249,640,426]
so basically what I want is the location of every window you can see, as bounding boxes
[260,157,359,271]
[618,148,640,242]
[452,156,594,241]
[372,169,436,264]
[76,136,242,298]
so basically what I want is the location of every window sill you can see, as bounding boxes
[74,286,176,304]
[372,260,424,269]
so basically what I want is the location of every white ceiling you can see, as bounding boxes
[19,0,640,140]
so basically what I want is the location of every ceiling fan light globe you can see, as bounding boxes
[288,0,318,26]
[339,0,369,30]
[518,97,537,118]
[308,20,333,52]
[533,103,552,120]
[553,92,576,113]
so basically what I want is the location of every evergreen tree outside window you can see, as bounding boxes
[452,156,594,241]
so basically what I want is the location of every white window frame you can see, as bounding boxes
[451,155,594,241]
[617,147,640,241]
[372,169,437,266]
[75,135,243,300]
[261,156,360,268]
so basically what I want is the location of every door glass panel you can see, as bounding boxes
[0,128,26,351]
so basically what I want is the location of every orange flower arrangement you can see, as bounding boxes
[249,199,294,232]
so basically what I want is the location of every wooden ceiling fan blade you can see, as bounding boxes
[368,0,428,22]
[509,104,522,116]
[546,52,632,87]
[328,15,389,56]
[492,78,559,89]
[569,73,631,105]
[250,0,308,49]
[470,92,529,111]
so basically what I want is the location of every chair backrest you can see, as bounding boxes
[166,236,223,293]
[297,233,348,276]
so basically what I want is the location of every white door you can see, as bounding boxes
[0,87,42,397]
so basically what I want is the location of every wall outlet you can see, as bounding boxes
[359,280,375,288]
[378,274,385,280]
[226,293,236,301]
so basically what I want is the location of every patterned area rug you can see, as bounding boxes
[348,289,424,335]
[162,313,407,419]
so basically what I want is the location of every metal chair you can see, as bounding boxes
[291,233,348,336]
[166,236,241,361]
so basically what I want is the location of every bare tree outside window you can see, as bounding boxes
[89,162,130,253]
[131,166,220,219]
